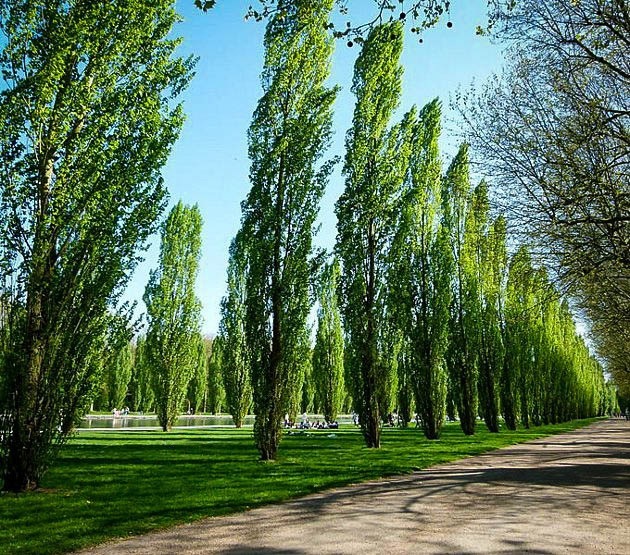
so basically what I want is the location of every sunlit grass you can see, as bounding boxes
[0,418,597,554]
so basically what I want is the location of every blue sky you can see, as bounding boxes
[126,1,504,335]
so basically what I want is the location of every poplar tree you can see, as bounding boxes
[466,182,504,433]
[144,202,203,431]
[391,99,453,439]
[502,247,608,427]
[206,336,225,414]
[93,316,133,411]
[285,325,312,423]
[443,144,480,436]
[477,213,507,432]
[131,335,155,413]
[396,344,414,427]
[0,0,192,491]
[240,0,337,460]
[336,22,413,448]
[312,260,345,423]
[219,233,253,428]
[456,0,629,392]
[187,333,208,413]
[105,340,133,410]
[505,247,540,428]
[301,358,316,415]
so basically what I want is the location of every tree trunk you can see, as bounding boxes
[358,219,380,449]
[459,362,476,436]
[423,403,440,440]
[480,364,500,433]
[254,152,285,461]
[4,194,53,491]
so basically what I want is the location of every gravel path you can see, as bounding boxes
[78,419,630,554]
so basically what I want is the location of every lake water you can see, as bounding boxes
[79,414,256,429]
[79,414,354,430]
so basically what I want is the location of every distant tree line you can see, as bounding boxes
[454,0,629,405]
[92,331,225,417]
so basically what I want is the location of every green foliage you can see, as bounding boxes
[240,0,337,460]
[301,355,316,415]
[477,213,507,432]
[130,335,155,413]
[206,337,225,414]
[104,341,133,411]
[336,22,411,448]
[219,235,253,427]
[144,202,203,431]
[0,0,192,492]
[457,0,629,403]
[466,183,503,433]
[395,345,414,427]
[312,260,345,423]
[443,144,480,436]
[502,246,607,428]
[285,325,312,423]
[390,99,453,439]
[503,247,538,429]
[187,333,208,413]
[94,316,134,411]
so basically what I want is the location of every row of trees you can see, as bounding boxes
[217,3,612,462]
[93,332,225,418]
[455,0,629,401]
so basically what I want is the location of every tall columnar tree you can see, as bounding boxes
[456,0,629,393]
[97,315,134,411]
[503,246,540,429]
[395,343,414,427]
[0,0,192,491]
[376,326,402,424]
[206,336,225,415]
[391,99,453,439]
[240,0,337,460]
[219,233,253,428]
[312,260,345,423]
[443,144,480,436]
[131,335,155,413]
[477,213,507,432]
[503,246,532,429]
[144,202,203,432]
[301,355,316,415]
[104,340,134,411]
[187,333,208,413]
[93,316,133,411]
[465,182,503,433]
[336,22,413,448]
[285,324,313,423]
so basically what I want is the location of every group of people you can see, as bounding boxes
[112,407,130,417]
[284,414,339,430]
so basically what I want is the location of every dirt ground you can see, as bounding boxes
[78,419,630,554]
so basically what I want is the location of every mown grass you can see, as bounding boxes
[1,418,598,554]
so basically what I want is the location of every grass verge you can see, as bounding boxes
[1,418,598,554]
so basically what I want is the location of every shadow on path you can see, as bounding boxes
[79,419,630,555]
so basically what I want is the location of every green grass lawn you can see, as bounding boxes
[1,418,597,554]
